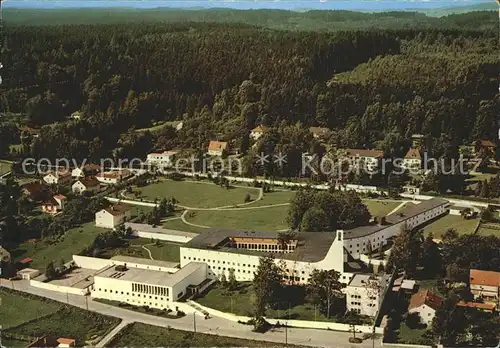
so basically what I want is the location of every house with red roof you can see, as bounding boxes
[72,177,100,195]
[470,269,500,306]
[95,204,131,229]
[472,140,497,156]
[250,125,268,140]
[402,148,422,171]
[41,194,67,215]
[408,290,443,325]
[207,141,229,157]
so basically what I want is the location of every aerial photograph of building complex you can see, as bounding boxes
[0,0,499,347]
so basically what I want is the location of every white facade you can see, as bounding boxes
[344,200,448,260]
[72,180,100,195]
[402,158,422,170]
[346,274,383,317]
[43,172,71,185]
[408,304,436,326]
[95,208,131,229]
[71,168,84,178]
[146,151,178,167]
[180,231,350,285]
[91,262,208,310]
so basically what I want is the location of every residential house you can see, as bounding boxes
[72,177,101,195]
[472,140,497,156]
[146,150,179,167]
[41,194,67,215]
[345,148,384,173]
[402,148,422,171]
[95,204,131,229]
[27,336,76,348]
[43,170,72,185]
[68,111,82,121]
[250,125,267,140]
[71,164,101,178]
[470,269,500,306]
[309,127,331,140]
[21,182,51,202]
[457,301,496,313]
[408,290,443,325]
[207,141,229,157]
[95,169,133,185]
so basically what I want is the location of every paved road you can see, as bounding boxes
[1,280,381,348]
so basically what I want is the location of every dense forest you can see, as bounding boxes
[0,11,498,168]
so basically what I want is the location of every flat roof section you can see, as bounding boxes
[111,255,179,269]
[183,228,339,262]
[95,262,206,288]
[125,222,198,239]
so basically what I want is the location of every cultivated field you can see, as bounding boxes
[0,289,120,345]
[110,322,307,347]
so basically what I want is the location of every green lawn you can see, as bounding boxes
[105,237,181,262]
[196,283,339,322]
[363,200,401,217]
[250,190,296,206]
[110,323,307,347]
[162,218,209,233]
[185,205,290,231]
[476,223,500,237]
[422,214,478,238]
[0,289,120,345]
[0,160,13,176]
[12,222,108,270]
[137,180,260,208]
[0,288,61,329]
[398,322,430,345]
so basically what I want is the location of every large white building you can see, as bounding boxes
[344,148,384,173]
[92,261,208,309]
[146,150,179,168]
[179,198,449,287]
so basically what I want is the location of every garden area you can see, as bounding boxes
[109,322,307,347]
[0,289,120,346]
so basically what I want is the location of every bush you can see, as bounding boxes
[244,193,251,203]
[348,337,363,344]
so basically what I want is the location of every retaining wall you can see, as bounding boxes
[30,279,89,295]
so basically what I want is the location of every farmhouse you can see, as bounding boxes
[470,269,500,306]
[146,150,179,167]
[95,204,131,229]
[309,126,331,139]
[207,141,229,157]
[95,169,133,185]
[41,194,67,215]
[250,125,267,140]
[71,164,101,178]
[72,177,100,195]
[43,170,72,185]
[408,290,442,325]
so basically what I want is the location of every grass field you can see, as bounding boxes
[0,289,120,345]
[363,200,401,217]
[138,180,260,208]
[197,283,342,322]
[476,223,500,237]
[0,160,12,176]
[12,222,108,270]
[185,205,290,231]
[422,214,478,238]
[110,323,306,347]
[0,289,61,329]
[162,218,209,233]
[102,237,181,262]
[250,190,296,206]
[398,322,430,345]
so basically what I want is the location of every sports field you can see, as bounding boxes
[137,180,260,208]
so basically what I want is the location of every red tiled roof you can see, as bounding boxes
[104,204,130,216]
[457,301,496,311]
[251,125,267,133]
[83,164,101,171]
[208,141,228,151]
[345,148,384,158]
[470,269,500,288]
[79,177,100,187]
[409,290,442,311]
[96,170,131,179]
[405,147,422,160]
[56,338,76,345]
[18,257,33,264]
[54,194,66,200]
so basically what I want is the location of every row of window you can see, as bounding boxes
[97,288,168,301]
[132,283,169,296]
